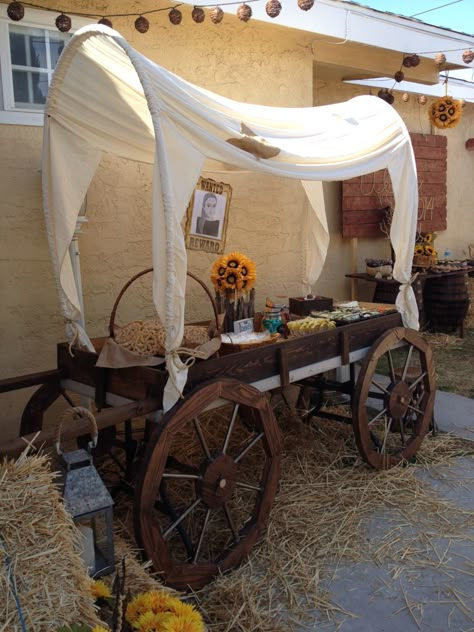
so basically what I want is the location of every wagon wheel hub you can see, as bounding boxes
[386,381,411,419]
[198,454,238,509]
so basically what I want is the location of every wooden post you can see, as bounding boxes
[351,237,358,300]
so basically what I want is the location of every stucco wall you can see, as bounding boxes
[1,0,473,438]
[0,0,315,436]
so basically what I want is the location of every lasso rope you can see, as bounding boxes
[56,406,98,454]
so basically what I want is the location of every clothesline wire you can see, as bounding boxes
[410,0,464,18]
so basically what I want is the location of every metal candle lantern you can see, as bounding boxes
[57,406,114,577]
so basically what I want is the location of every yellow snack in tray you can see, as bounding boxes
[288,317,336,333]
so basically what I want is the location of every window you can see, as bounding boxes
[0,8,89,125]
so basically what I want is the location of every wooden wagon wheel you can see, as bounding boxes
[352,327,435,469]
[134,378,282,590]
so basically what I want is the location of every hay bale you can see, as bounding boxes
[0,451,99,631]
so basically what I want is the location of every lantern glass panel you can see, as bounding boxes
[75,508,114,577]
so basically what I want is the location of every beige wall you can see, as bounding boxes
[1,0,473,436]
[312,79,474,302]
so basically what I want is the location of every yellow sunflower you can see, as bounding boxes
[126,591,178,624]
[414,244,424,255]
[168,600,204,628]
[423,233,433,244]
[162,614,205,632]
[133,610,173,631]
[89,579,111,601]
[92,626,110,632]
[428,96,462,129]
[424,245,437,256]
[210,251,256,294]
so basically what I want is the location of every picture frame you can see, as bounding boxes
[185,177,232,254]
[233,317,254,334]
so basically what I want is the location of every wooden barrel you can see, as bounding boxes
[373,278,426,326]
[423,273,470,332]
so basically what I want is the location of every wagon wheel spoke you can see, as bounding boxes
[352,327,435,469]
[223,502,239,544]
[193,416,211,460]
[408,371,428,392]
[234,431,264,463]
[387,349,396,383]
[158,481,194,558]
[235,480,264,492]
[222,404,240,454]
[407,403,424,416]
[371,380,389,395]
[368,407,388,426]
[163,497,202,540]
[401,344,415,382]
[193,509,211,564]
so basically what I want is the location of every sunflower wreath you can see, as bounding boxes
[211,251,257,294]
[428,96,462,129]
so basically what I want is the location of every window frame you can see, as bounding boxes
[0,7,90,126]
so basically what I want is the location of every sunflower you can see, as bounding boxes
[162,615,205,632]
[92,626,110,632]
[126,591,178,624]
[428,96,462,129]
[424,245,437,256]
[414,244,424,255]
[423,233,433,244]
[168,600,204,628]
[89,579,111,601]
[133,610,173,631]
[210,251,256,294]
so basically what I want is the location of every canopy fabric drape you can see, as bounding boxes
[42,25,419,411]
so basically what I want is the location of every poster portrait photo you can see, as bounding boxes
[185,178,232,254]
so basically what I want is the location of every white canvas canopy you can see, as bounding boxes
[42,25,419,411]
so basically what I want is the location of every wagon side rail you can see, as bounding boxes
[0,396,161,459]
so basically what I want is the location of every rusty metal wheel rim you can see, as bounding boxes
[352,327,436,469]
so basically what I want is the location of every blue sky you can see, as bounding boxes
[351,0,474,35]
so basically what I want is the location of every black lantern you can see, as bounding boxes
[57,407,114,577]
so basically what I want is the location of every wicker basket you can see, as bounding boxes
[109,268,219,356]
[413,254,437,268]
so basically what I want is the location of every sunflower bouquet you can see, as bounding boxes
[413,233,438,267]
[126,590,205,632]
[428,96,462,129]
[57,581,206,632]
[211,251,257,332]
[211,251,256,295]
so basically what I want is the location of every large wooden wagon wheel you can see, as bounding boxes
[353,327,435,469]
[134,378,282,590]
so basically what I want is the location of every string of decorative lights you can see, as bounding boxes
[5,0,474,54]
[4,0,473,113]
[4,0,315,30]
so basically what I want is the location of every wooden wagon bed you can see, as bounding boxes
[58,310,403,408]
[1,311,437,590]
